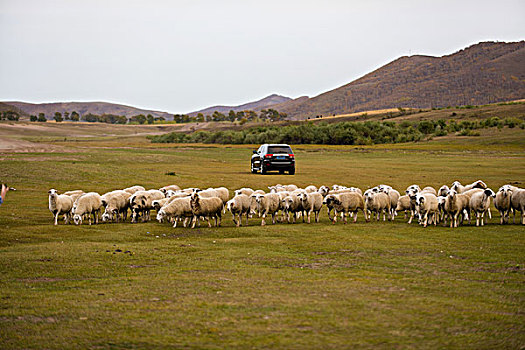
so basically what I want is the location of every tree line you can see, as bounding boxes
[149,117,525,145]
[29,111,165,124]
[173,109,287,124]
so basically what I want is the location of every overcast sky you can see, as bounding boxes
[0,0,523,114]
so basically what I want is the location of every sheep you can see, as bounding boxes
[405,185,421,224]
[159,185,181,195]
[72,192,103,225]
[450,180,487,194]
[444,190,470,228]
[494,185,513,224]
[323,192,365,224]
[253,193,280,226]
[438,185,450,197]
[436,196,447,225]
[510,188,525,225]
[253,189,265,195]
[123,185,145,195]
[63,190,85,202]
[101,190,131,223]
[415,193,439,227]
[364,191,391,221]
[212,187,230,204]
[318,185,330,197]
[226,194,252,227]
[156,197,193,227]
[129,190,164,223]
[48,189,74,225]
[469,189,496,226]
[296,192,323,223]
[281,193,304,223]
[421,186,437,196]
[234,188,254,197]
[395,195,412,219]
[302,185,317,193]
[383,188,400,218]
[190,193,223,228]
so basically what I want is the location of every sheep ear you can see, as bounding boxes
[141,199,146,206]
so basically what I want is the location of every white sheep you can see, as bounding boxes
[234,188,254,197]
[156,197,193,227]
[304,185,318,193]
[298,192,323,223]
[226,194,252,227]
[281,194,304,223]
[129,190,164,223]
[469,189,496,226]
[190,193,223,228]
[494,185,513,224]
[48,189,74,225]
[364,191,391,221]
[450,180,487,193]
[123,185,146,195]
[323,192,365,224]
[101,190,131,223]
[444,190,470,228]
[63,190,85,202]
[415,193,439,227]
[159,185,181,195]
[72,192,103,225]
[510,188,525,225]
[253,193,280,226]
[395,195,412,219]
[438,185,450,197]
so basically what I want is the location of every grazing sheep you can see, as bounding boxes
[190,193,223,228]
[226,194,252,227]
[494,185,513,224]
[323,192,365,224]
[450,180,487,193]
[253,193,280,226]
[156,197,193,227]
[510,188,525,225]
[159,185,181,195]
[48,189,74,225]
[63,190,85,202]
[129,190,164,223]
[415,193,439,227]
[444,190,470,228]
[123,185,145,195]
[72,192,103,225]
[297,192,323,223]
[395,195,412,219]
[364,191,391,221]
[234,188,254,197]
[101,190,131,223]
[469,189,496,226]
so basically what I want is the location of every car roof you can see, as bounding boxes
[264,144,291,147]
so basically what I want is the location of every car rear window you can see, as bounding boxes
[268,146,292,154]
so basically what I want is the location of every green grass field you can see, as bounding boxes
[0,123,524,349]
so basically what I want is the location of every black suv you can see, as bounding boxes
[251,144,295,175]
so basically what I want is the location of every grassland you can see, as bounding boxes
[0,121,524,349]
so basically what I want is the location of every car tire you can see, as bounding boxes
[279,170,285,174]
[261,163,267,175]
[251,162,258,174]
[289,167,295,175]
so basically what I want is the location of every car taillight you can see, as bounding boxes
[265,154,273,158]
[288,154,294,158]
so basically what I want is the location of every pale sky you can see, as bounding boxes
[1,0,523,114]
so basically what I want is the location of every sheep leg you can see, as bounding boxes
[343,211,347,224]
[423,212,428,227]
[261,212,266,226]
[54,211,59,225]
[307,210,312,224]
[487,207,492,219]
[272,213,276,224]
[206,216,212,228]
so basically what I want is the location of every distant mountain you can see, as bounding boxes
[276,41,525,119]
[187,94,292,117]
[3,101,174,120]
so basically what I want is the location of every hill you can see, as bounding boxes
[187,94,292,117]
[3,101,174,120]
[276,41,525,119]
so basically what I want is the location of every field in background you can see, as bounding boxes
[0,122,524,349]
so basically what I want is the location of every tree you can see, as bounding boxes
[37,113,47,122]
[146,114,154,124]
[70,111,80,121]
[30,115,37,122]
[64,111,70,120]
[54,112,63,122]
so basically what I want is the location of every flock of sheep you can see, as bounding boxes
[47,180,525,229]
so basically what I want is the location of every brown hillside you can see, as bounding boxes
[276,41,525,119]
[187,94,292,117]
[3,101,174,120]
